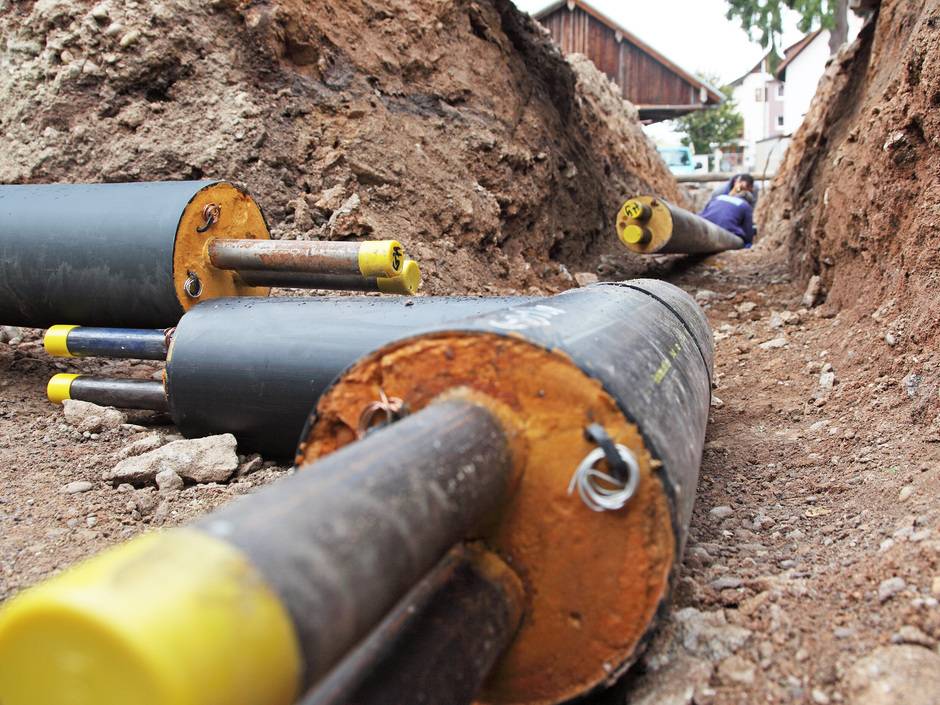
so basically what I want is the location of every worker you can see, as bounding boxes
[711,173,760,204]
[699,173,756,247]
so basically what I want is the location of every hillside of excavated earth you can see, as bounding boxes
[0,0,681,294]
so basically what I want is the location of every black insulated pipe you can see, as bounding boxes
[0,181,238,328]
[616,196,744,254]
[165,296,529,457]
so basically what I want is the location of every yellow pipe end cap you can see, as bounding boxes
[47,374,80,405]
[619,199,646,222]
[43,325,78,358]
[358,240,405,277]
[619,224,647,245]
[377,259,422,295]
[0,530,302,705]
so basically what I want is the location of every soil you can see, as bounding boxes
[3,0,940,703]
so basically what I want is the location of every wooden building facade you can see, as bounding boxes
[535,0,722,121]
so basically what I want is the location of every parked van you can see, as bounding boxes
[657,145,702,175]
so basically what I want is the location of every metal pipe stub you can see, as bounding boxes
[44,325,169,361]
[236,258,422,295]
[304,545,524,705]
[616,195,744,254]
[47,374,168,412]
[0,397,519,705]
[207,239,405,279]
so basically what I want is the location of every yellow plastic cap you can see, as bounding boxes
[618,224,649,245]
[358,240,405,277]
[377,259,422,295]
[0,530,302,705]
[47,373,80,405]
[44,325,78,357]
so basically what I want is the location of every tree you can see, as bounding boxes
[725,0,849,55]
[673,83,744,157]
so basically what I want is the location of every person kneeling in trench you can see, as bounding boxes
[699,173,756,248]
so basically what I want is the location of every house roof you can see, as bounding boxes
[533,0,724,104]
[729,51,778,87]
[775,29,824,79]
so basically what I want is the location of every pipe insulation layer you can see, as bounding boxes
[0,398,516,705]
[0,181,271,328]
[616,195,745,254]
[300,279,714,705]
[164,296,530,458]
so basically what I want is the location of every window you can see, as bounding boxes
[754,87,765,102]
[777,83,785,98]
[777,115,784,127]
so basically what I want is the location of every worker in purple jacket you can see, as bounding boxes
[699,173,756,247]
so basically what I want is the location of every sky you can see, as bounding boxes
[510,0,816,85]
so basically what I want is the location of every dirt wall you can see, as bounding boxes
[0,0,680,295]
[759,0,940,435]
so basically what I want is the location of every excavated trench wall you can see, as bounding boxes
[760,0,940,431]
[0,0,681,295]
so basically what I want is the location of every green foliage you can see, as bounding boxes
[725,0,838,50]
[672,82,744,155]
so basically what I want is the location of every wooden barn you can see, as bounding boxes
[534,0,723,121]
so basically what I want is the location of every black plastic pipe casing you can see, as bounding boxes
[165,296,531,458]
[0,181,218,328]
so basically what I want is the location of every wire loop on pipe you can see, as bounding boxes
[568,444,640,512]
[357,389,407,438]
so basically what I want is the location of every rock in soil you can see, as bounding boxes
[674,607,752,662]
[847,645,940,705]
[62,400,127,434]
[105,434,239,485]
[154,469,184,492]
[60,480,94,494]
[117,433,166,459]
[628,653,713,705]
[801,275,823,308]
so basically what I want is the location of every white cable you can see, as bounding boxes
[567,444,641,512]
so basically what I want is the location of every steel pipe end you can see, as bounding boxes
[619,199,652,222]
[376,259,422,295]
[358,240,405,277]
[618,224,651,246]
[46,374,79,405]
[43,325,78,358]
[0,530,302,705]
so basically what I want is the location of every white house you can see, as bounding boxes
[730,29,842,174]
[730,52,786,172]
[776,30,832,134]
